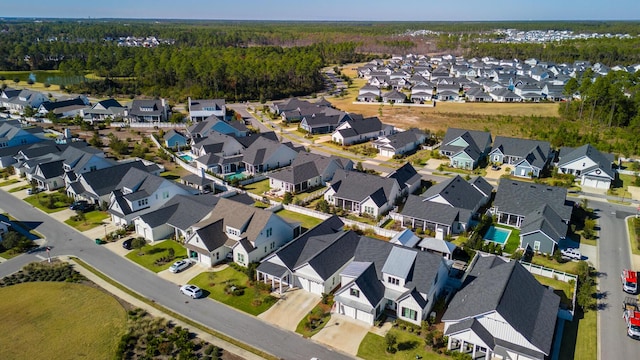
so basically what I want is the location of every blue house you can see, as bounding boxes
[439,128,492,170]
[187,116,248,138]
[163,129,188,150]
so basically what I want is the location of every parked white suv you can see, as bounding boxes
[179,284,203,299]
[169,259,191,273]
[561,248,581,261]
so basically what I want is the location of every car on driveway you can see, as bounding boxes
[70,200,94,212]
[179,284,203,299]
[122,238,133,250]
[169,259,191,273]
[561,248,582,261]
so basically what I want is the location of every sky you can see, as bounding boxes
[3,0,640,21]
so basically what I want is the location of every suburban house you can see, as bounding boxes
[417,237,457,260]
[37,97,88,118]
[257,216,359,295]
[108,167,199,226]
[357,84,381,102]
[557,144,616,189]
[0,120,48,154]
[299,112,350,134]
[491,180,573,254]
[163,129,188,150]
[382,89,407,103]
[1,89,48,114]
[399,176,493,236]
[188,98,226,122]
[190,132,245,158]
[334,237,450,326]
[132,194,221,242]
[81,99,126,124]
[30,159,65,191]
[60,144,115,179]
[325,169,401,218]
[443,255,560,360]
[439,128,492,170]
[267,152,352,195]
[187,116,248,138]
[489,136,553,178]
[242,137,301,175]
[372,128,427,157]
[66,160,158,206]
[184,198,299,267]
[127,99,169,122]
[331,116,394,146]
[271,98,334,123]
[386,163,422,196]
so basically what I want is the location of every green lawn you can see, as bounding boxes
[345,214,377,225]
[357,329,449,360]
[8,184,30,193]
[0,179,20,187]
[189,267,276,316]
[64,211,110,231]
[295,299,333,338]
[125,240,187,273]
[530,255,579,274]
[24,192,73,213]
[494,224,521,254]
[0,282,127,360]
[534,275,575,308]
[559,308,596,360]
[244,179,271,196]
[160,168,190,182]
[628,217,640,256]
[275,209,323,230]
[0,249,21,259]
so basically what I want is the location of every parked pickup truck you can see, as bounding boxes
[621,269,638,294]
[623,297,640,340]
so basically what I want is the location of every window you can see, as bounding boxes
[387,276,399,285]
[237,253,245,264]
[350,288,360,298]
[163,191,169,199]
[270,242,275,250]
[266,228,272,237]
[89,166,97,171]
[364,206,375,215]
[401,307,417,321]
[137,198,148,207]
[534,241,541,251]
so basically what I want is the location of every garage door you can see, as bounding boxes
[381,149,394,157]
[341,304,356,318]
[300,278,311,292]
[582,177,609,189]
[310,281,324,295]
[355,309,374,325]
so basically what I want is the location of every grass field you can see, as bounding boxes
[64,211,110,231]
[275,209,324,230]
[628,217,640,256]
[0,282,127,360]
[125,240,187,273]
[0,179,20,187]
[189,267,276,316]
[530,255,580,274]
[244,179,271,196]
[8,184,30,193]
[357,329,448,360]
[534,274,575,308]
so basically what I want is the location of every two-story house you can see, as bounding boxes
[127,99,169,122]
[242,137,301,175]
[334,237,450,326]
[184,198,299,267]
[557,144,615,189]
[439,128,492,170]
[324,169,401,218]
[108,167,199,226]
[188,98,226,122]
[267,152,352,195]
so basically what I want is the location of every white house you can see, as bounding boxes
[557,144,615,189]
[325,169,401,218]
[331,116,393,146]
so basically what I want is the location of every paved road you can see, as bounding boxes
[0,190,352,360]
[591,200,639,360]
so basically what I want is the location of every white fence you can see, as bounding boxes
[111,122,187,128]
[519,261,578,283]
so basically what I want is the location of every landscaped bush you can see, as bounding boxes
[0,262,85,287]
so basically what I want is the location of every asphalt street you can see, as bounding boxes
[0,189,353,360]
[591,200,639,360]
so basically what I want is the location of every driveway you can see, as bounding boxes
[258,289,320,331]
[158,262,207,286]
[312,314,371,355]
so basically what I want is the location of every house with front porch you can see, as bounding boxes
[443,255,560,360]
[324,169,401,218]
[108,167,199,226]
[439,128,492,170]
[256,216,359,295]
[81,99,126,124]
[557,144,615,190]
[334,237,450,326]
[372,128,427,158]
[267,152,352,195]
[184,198,299,267]
[357,85,381,102]
[127,99,169,122]
[399,175,492,236]
[489,136,553,178]
[331,116,394,146]
[188,98,226,122]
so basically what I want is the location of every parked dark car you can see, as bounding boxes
[70,201,94,212]
[122,238,133,250]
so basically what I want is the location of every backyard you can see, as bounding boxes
[244,179,271,196]
[64,210,110,231]
[189,267,277,316]
[533,274,575,309]
[125,240,187,273]
[529,255,580,274]
[275,209,324,230]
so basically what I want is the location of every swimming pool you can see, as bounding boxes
[179,154,194,162]
[225,172,247,181]
[483,226,511,245]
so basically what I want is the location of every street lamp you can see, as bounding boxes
[103,224,107,239]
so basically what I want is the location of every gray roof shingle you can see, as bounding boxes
[493,179,573,220]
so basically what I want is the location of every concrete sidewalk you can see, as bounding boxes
[65,256,265,360]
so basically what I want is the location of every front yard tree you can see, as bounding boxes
[131,237,147,252]
[282,192,293,205]
[385,332,397,352]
